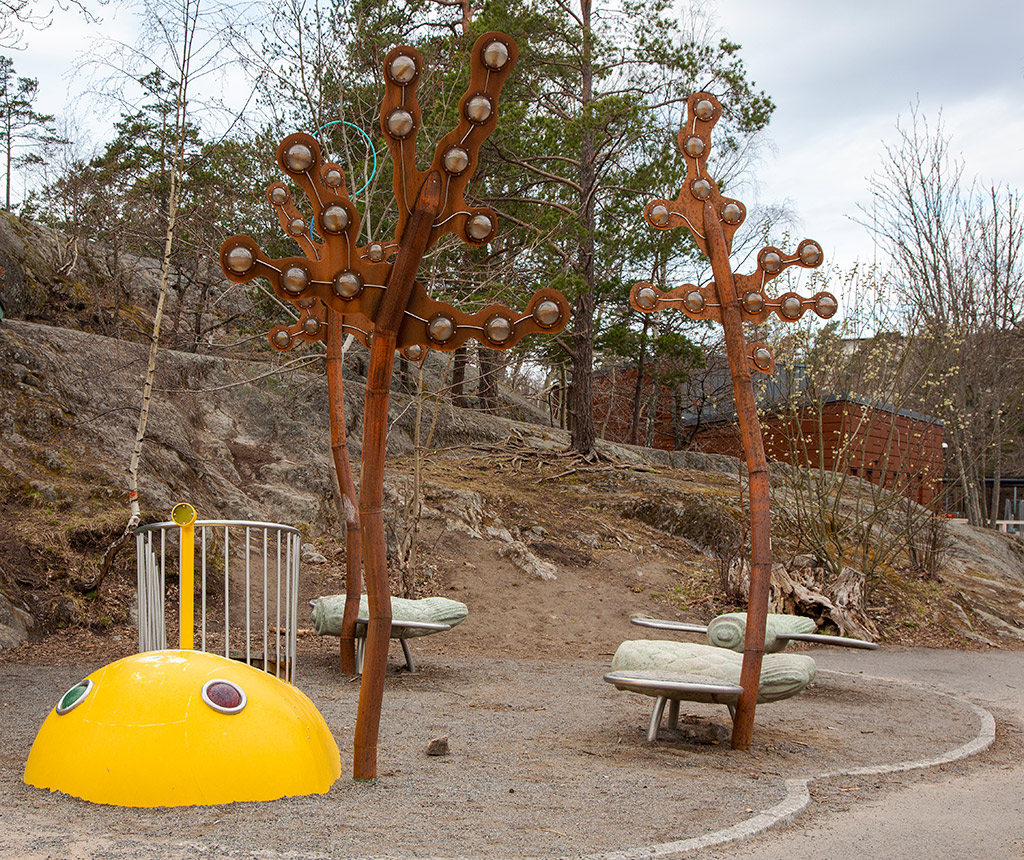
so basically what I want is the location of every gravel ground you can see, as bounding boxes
[0,644,988,860]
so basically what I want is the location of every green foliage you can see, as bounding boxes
[598,320,704,385]
[465,0,774,450]
[24,1,777,421]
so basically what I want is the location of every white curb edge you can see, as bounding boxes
[580,670,997,860]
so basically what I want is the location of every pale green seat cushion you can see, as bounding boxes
[706,612,817,653]
[611,639,816,704]
[311,594,468,639]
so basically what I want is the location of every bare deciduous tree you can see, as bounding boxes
[765,268,949,592]
[862,108,1024,526]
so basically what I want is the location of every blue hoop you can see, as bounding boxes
[315,120,379,195]
[308,120,379,242]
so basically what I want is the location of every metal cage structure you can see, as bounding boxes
[135,520,302,684]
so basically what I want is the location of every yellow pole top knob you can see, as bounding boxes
[170,503,197,527]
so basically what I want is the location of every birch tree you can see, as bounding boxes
[94,0,244,585]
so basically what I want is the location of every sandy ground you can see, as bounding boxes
[2,456,1019,860]
[0,633,1008,860]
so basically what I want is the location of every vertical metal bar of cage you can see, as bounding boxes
[137,531,144,651]
[284,531,292,681]
[134,521,302,678]
[150,551,158,649]
[135,532,144,651]
[156,530,164,651]
[223,525,230,659]
[156,528,164,647]
[284,532,292,679]
[200,526,207,652]
[142,531,148,649]
[288,532,296,683]
[284,532,292,683]
[159,532,166,650]
[262,528,268,676]
[159,533,167,651]
[154,546,160,650]
[245,525,252,667]
[275,529,282,679]
[291,531,300,684]
[285,530,292,683]
[145,530,154,651]
[152,531,160,651]
[150,542,159,650]
[152,530,158,650]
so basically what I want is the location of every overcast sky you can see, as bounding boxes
[9,0,1024,277]
[714,0,1024,272]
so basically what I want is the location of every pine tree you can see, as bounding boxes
[472,0,774,455]
[0,55,61,211]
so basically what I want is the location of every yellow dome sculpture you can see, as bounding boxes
[24,649,341,806]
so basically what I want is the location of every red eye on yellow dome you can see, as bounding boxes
[201,679,246,714]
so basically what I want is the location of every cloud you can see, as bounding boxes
[713,0,1024,271]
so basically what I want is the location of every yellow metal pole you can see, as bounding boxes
[171,503,198,650]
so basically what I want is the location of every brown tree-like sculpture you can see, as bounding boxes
[629,92,837,750]
[219,32,570,780]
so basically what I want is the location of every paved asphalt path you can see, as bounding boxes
[698,648,1024,860]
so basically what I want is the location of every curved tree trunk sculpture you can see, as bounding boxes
[629,91,837,749]
[220,32,569,780]
[326,309,363,673]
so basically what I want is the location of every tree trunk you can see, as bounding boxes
[701,199,773,751]
[5,116,11,212]
[353,171,441,781]
[451,345,467,408]
[988,410,1002,529]
[191,280,209,353]
[600,365,615,440]
[569,0,597,457]
[770,564,878,641]
[644,380,658,448]
[570,292,596,454]
[398,355,410,391]
[630,317,648,445]
[327,308,362,674]
[477,345,498,412]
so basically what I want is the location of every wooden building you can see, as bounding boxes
[591,366,944,507]
[590,366,680,449]
[692,396,945,507]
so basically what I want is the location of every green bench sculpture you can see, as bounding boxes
[606,612,877,741]
[311,595,468,673]
[631,612,879,652]
[606,639,817,741]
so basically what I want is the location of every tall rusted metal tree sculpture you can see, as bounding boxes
[219,32,570,780]
[630,92,837,750]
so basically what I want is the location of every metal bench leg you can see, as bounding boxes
[667,698,680,729]
[355,637,365,674]
[400,639,416,672]
[648,696,668,742]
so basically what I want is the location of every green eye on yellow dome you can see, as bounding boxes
[56,680,93,715]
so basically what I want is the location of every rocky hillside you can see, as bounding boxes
[2,314,1024,653]
[1,213,1023,653]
